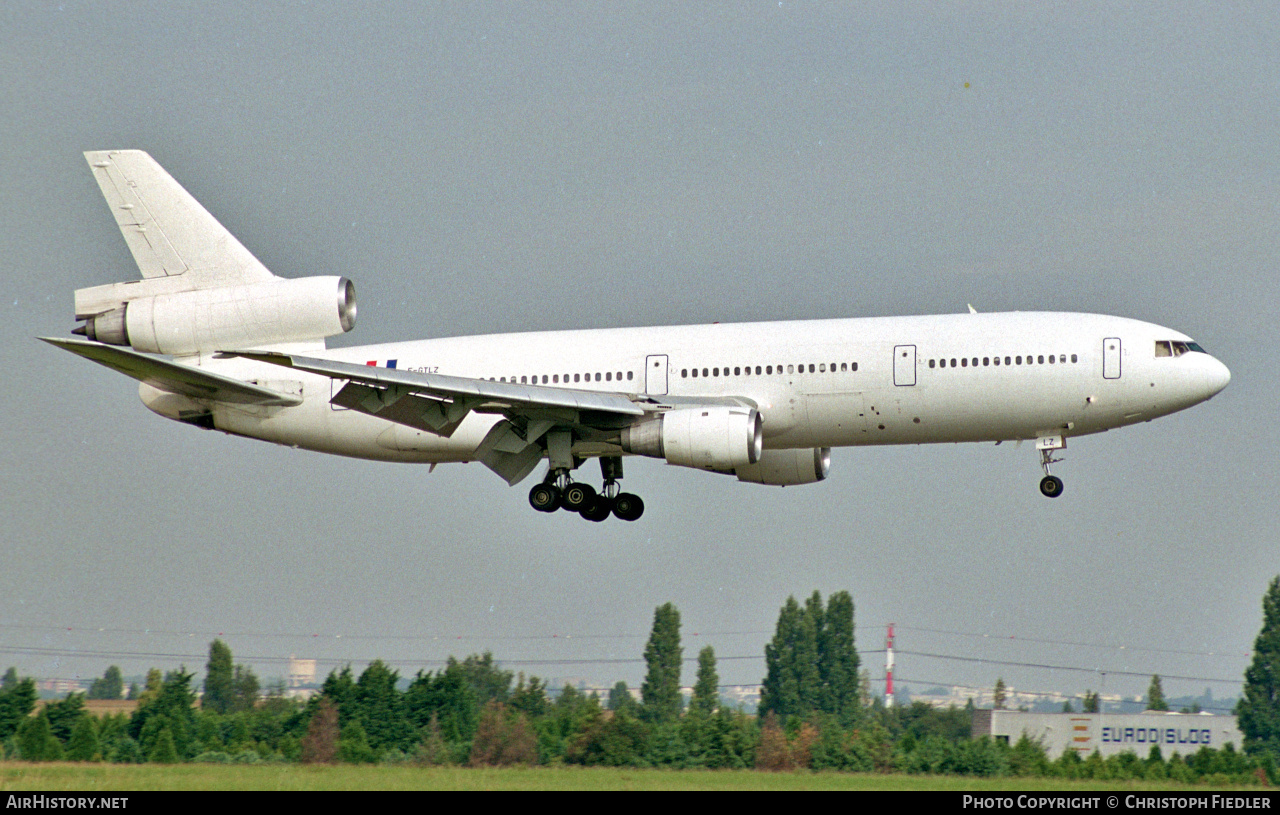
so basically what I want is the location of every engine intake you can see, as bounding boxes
[620,406,762,472]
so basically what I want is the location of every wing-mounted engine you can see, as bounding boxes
[619,406,762,472]
[735,447,831,486]
[74,275,356,355]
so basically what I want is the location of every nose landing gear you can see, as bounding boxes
[1037,435,1065,498]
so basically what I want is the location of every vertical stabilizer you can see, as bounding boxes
[84,150,274,283]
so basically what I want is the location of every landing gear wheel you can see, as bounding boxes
[580,496,613,522]
[1039,475,1064,498]
[562,482,597,512]
[529,483,562,512]
[612,492,645,522]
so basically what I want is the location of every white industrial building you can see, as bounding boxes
[972,709,1243,758]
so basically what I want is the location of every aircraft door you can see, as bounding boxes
[1103,338,1122,380]
[646,354,669,395]
[893,345,917,386]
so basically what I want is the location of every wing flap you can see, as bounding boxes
[42,337,302,407]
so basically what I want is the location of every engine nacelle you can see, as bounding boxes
[77,276,356,356]
[620,406,762,472]
[736,447,831,486]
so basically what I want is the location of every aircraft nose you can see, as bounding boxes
[1205,356,1231,397]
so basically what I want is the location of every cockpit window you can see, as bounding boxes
[1156,340,1208,357]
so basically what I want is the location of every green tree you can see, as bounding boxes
[352,659,415,752]
[760,595,819,718]
[760,591,860,722]
[204,640,234,714]
[994,678,1007,710]
[231,664,259,713]
[1083,690,1100,713]
[607,681,638,715]
[1146,675,1169,711]
[692,646,719,715]
[88,666,124,701]
[130,668,197,759]
[640,603,682,722]
[447,653,513,704]
[820,591,860,722]
[147,726,179,764]
[508,673,549,719]
[44,693,87,743]
[65,715,100,762]
[0,671,36,739]
[17,709,63,761]
[337,719,375,763]
[1237,576,1280,759]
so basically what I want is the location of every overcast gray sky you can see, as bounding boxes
[1,2,1275,709]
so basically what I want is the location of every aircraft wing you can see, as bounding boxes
[226,350,692,485]
[42,337,302,407]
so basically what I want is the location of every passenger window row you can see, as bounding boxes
[680,362,859,379]
[489,371,635,385]
[928,354,1079,369]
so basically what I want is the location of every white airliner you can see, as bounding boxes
[45,151,1231,521]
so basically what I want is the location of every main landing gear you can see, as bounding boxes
[529,456,644,522]
[1037,435,1065,498]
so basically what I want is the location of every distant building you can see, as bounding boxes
[973,709,1242,758]
[37,678,86,696]
[286,656,316,688]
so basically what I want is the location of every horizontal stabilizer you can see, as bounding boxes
[42,337,302,407]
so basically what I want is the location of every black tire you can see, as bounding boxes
[562,482,596,512]
[529,483,562,512]
[580,496,613,523]
[1039,475,1064,498]
[612,492,645,521]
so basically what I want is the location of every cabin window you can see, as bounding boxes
[961,358,968,367]
[929,359,936,369]
[1071,354,1078,363]
[983,357,990,366]
[573,374,580,383]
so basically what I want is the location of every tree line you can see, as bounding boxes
[1,582,1279,785]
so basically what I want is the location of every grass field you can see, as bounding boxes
[0,763,1267,791]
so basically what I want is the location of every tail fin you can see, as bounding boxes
[85,150,273,283]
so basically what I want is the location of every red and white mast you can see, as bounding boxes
[885,623,895,708]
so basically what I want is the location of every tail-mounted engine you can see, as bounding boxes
[75,276,356,356]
